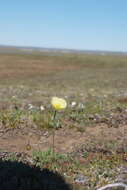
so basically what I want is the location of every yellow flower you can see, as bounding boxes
[51,97,67,110]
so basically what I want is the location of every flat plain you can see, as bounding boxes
[0,51,127,189]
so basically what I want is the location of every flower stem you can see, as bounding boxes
[53,110,57,120]
[52,110,57,157]
[52,129,55,157]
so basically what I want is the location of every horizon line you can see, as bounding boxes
[0,44,127,54]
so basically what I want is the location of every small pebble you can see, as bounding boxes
[74,174,88,184]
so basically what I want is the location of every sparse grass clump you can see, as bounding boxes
[0,109,24,128]
[33,149,70,168]
[1,97,127,130]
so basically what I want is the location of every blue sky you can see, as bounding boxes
[0,0,127,51]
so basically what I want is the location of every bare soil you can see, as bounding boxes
[0,124,126,155]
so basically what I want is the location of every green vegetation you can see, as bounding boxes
[0,149,126,190]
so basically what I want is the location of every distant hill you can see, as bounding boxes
[0,44,127,55]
